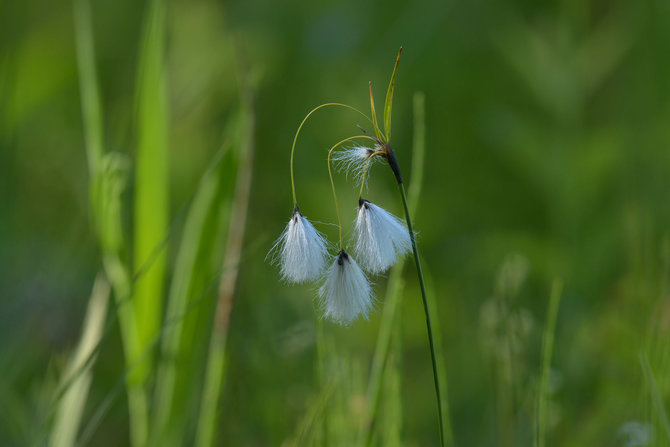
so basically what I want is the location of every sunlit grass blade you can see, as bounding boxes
[73,0,103,177]
[100,153,148,447]
[383,47,402,141]
[195,76,255,447]
[536,279,563,447]
[49,273,109,447]
[152,110,248,445]
[363,92,426,444]
[132,0,168,391]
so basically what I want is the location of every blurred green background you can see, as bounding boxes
[3,0,670,445]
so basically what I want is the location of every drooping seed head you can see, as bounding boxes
[318,249,373,325]
[269,207,330,283]
[353,199,411,274]
[331,145,383,185]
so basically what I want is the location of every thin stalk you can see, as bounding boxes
[397,182,446,447]
[357,150,385,199]
[290,103,377,207]
[537,279,563,447]
[327,136,372,248]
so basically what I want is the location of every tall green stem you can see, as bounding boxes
[398,182,447,447]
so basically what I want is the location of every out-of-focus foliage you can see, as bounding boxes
[2,0,670,445]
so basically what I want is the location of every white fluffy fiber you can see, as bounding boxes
[318,250,373,325]
[353,200,411,274]
[331,145,380,183]
[272,208,329,283]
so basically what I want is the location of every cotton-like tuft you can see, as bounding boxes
[331,145,381,184]
[270,207,329,283]
[353,199,411,274]
[318,250,373,324]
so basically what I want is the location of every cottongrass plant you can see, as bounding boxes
[318,249,373,324]
[270,47,450,445]
[272,206,329,283]
[354,198,411,274]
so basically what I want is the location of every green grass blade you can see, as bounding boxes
[132,0,169,388]
[73,2,147,445]
[422,260,454,447]
[383,48,402,141]
[378,330,402,447]
[641,353,670,442]
[152,110,246,445]
[368,82,383,141]
[537,279,563,447]
[49,273,110,447]
[73,0,103,177]
[195,76,255,447]
[98,141,147,447]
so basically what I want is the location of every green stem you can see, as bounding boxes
[327,135,373,248]
[537,279,563,447]
[290,103,376,207]
[358,150,385,199]
[398,182,446,447]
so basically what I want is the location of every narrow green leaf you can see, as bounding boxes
[73,0,103,177]
[132,0,168,386]
[369,82,383,141]
[383,47,402,141]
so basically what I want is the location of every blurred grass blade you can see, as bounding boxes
[378,336,402,447]
[73,1,147,445]
[284,383,336,447]
[537,279,563,447]
[152,107,248,445]
[315,328,365,446]
[49,273,109,447]
[421,258,454,447]
[73,0,103,177]
[641,353,670,442]
[383,47,402,141]
[132,0,168,387]
[195,71,255,447]
[100,153,148,447]
[363,92,430,445]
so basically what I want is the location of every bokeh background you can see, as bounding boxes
[3,0,670,445]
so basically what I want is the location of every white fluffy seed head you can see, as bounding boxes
[353,199,411,274]
[318,250,373,325]
[331,145,382,184]
[269,207,330,283]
